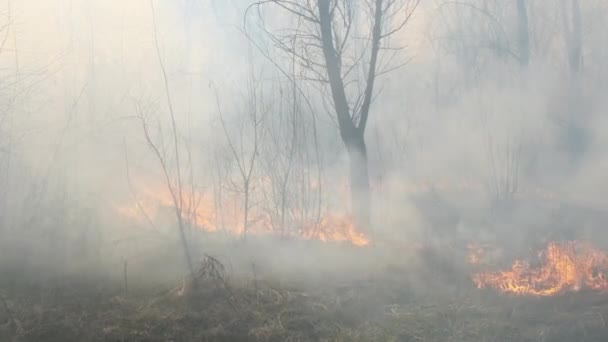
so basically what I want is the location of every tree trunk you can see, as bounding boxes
[316,0,374,232]
[345,131,371,231]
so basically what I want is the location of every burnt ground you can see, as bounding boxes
[1,260,608,342]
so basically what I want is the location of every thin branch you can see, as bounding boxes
[150,0,184,212]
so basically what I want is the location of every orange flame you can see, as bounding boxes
[471,241,608,296]
[116,183,369,247]
[303,213,369,247]
[467,243,490,265]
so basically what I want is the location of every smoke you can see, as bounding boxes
[0,0,607,295]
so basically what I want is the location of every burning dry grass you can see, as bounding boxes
[116,182,370,247]
[472,241,608,296]
[2,259,608,342]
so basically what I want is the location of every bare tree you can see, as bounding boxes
[135,102,197,279]
[554,0,585,162]
[134,0,197,280]
[260,80,298,238]
[482,125,523,205]
[249,0,421,230]
[213,55,267,241]
[211,146,233,235]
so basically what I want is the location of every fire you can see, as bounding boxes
[116,182,369,247]
[471,241,608,296]
[467,243,490,265]
[303,213,369,247]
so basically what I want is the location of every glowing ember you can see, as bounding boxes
[471,241,608,296]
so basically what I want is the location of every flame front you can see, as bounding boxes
[471,241,608,296]
[116,183,369,247]
[304,213,369,247]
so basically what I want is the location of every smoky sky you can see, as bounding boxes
[1,0,607,252]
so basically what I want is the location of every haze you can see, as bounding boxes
[1,1,608,341]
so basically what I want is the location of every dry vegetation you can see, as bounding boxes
[2,0,608,341]
[2,243,608,342]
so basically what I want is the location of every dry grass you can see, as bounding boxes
[1,259,608,342]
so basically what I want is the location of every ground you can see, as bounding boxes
[1,253,608,342]
[3,197,608,341]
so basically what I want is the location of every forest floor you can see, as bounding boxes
[1,257,608,342]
